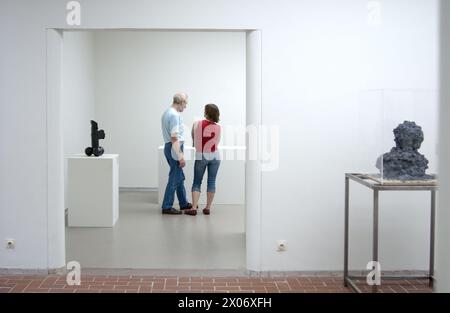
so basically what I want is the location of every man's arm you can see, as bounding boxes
[168,114,185,168]
[171,136,185,168]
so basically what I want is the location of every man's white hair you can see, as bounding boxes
[173,92,188,105]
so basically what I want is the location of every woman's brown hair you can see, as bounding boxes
[204,103,220,123]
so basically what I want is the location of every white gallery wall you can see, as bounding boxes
[436,0,450,292]
[62,31,245,189]
[62,31,96,208]
[62,32,95,159]
[93,31,246,188]
[0,0,439,271]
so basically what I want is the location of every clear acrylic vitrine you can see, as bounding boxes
[357,89,438,184]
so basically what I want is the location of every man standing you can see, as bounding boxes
[161,93,193,214]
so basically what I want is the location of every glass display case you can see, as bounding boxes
[357,89,438,184]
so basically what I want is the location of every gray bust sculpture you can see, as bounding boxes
[376,121,432,180]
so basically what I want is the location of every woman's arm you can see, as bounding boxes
[217,124,221,146]
[191,120,198,147]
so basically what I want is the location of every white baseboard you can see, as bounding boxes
[119,187,158,192]
[0,268,428,278]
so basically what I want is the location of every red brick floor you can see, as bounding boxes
[351,278,433,293]
[0,275,432,293]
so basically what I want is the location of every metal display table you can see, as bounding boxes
[344,173,437,293]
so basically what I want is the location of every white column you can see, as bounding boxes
[245,30,262,271]
[46,29,66,269]
[436,0,450,292]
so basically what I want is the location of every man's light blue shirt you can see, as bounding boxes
[161,107,185,143]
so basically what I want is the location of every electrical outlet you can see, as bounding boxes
[5,239,15,249]
[277,240,287,252]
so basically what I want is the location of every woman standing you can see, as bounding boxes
[185,104,221,216]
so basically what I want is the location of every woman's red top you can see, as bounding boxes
[194,119,221,153]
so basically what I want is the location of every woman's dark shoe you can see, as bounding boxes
[184,209,197,216]
[203,208,210,215]
[180,203,193,210]
[162,208,182,215]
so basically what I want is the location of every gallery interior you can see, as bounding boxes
[62,30,247,269]
[1,0,450,294]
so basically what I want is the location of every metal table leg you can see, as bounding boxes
[430,190,436,288]
[344,176,349,287]
[372,190,379,293]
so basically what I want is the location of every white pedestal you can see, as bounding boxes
[67,154,119,227]
[158,146,245,205]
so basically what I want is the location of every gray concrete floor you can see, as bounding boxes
[65,191,246,269]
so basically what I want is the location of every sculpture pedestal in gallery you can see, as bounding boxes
[67,154,119,227]
[158,146,245,205]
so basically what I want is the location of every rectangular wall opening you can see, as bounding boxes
[59,29,252,270]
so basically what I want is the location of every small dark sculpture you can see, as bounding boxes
[85,120,105,157]
[376,121,432,180]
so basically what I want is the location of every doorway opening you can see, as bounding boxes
[46,28,262,271]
